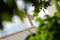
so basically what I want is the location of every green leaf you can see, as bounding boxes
[33,12,38,16]
[54,0,60,13]
[7,0,14,7]
[15,7,25,21]
[35,17,43,24]
[1,12,12,22]
[54,12,60,18]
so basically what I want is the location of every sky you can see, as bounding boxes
[0,0,34,37]
[0,0,50,38]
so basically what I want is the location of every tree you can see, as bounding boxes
[0,0,60,40]
[26,0,60,40]
[0,0,25,30]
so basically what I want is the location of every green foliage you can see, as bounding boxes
[26,0,60,40]
[0,0,25,22]
[7,0,14,7]
[0,0,60,39]
[24,0,51,16]
[54,0,60,13]
[35,17,43,24]
[0,0,25,30]
[15,8,25,21]
[1,12,12,22]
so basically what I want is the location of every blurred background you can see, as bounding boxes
[0,0,57,40]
